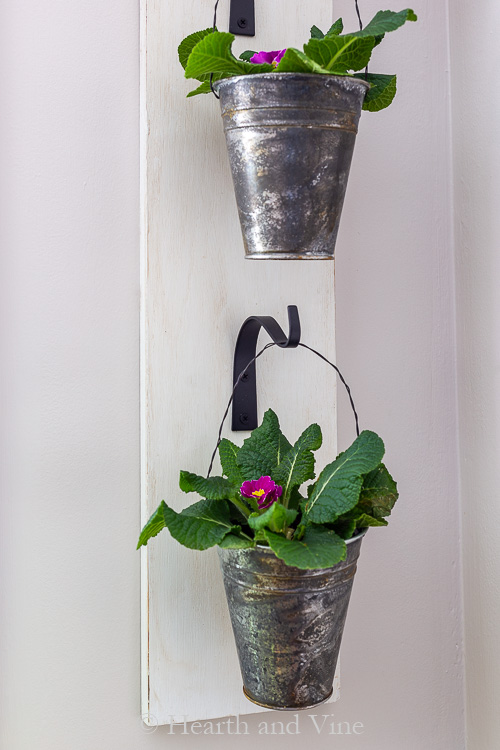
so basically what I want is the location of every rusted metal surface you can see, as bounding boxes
[216,73,369,260]
[217,531,366,710]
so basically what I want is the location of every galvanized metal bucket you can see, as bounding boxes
[217,530,366,710]
[215,73,369,260]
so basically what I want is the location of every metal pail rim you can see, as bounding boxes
[213,72,371,95]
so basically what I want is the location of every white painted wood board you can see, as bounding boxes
[141,0,341,725]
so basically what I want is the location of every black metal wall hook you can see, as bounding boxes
[232,305,300,431]
[206,310,360,476]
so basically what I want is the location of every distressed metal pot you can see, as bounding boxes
[215,73,369,259]
[217,530,366,710]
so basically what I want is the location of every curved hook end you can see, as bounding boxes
[286,305,301,348]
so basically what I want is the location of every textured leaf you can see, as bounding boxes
[358,463,398,517]
[168,499,238,549]
[179,29,219,96]
[351,513,388,528]
[239,50,257,61]
[218,438,244,486]
[303,34,376,73]
[237,409,292,481]
[276,47,330,75]
[333,507,387,540]
[357,73,397,111]
[352,9,417,38]
[186,80,213,97]
[218,534,254,549]
[326,19,344,37]
[288,485,305,510]
[310,18,343,40]
[179,471,237,500]
[137,502,169,549]
[136,499,237,550]
[310,25,324,40]
[305,430,385,523]
[332,516,357,540]
[178,28,215,70]
[273,423,322,503]
[264,527,346,570]
[309,475,364,523]
[248,503,297,534]
[185,31,272,80]
[293,522,307,541]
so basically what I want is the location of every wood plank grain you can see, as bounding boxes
[141,0,339,725]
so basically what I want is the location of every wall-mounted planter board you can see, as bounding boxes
[141,0,343,726]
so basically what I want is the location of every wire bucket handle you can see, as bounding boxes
[207,307,359,477]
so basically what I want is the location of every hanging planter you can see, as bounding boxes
[179,8,417,259]
[137,339,399,709]
[218,529,366,709]
[215,73,369,259]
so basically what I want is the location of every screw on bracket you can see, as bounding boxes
[229,0,255,36]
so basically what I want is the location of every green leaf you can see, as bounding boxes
[332,463,396,537]
[276,47,330,75]
[264,527,346,570]
[310,19,343,40]
[273,423,322,504]
[185,31,241,78]
[358,463,398,517]
[185,31,273,81]
[310,25,324,40]
[356,73,397,111]
[137,502,169,549]
[137,499,237,550]
[186,80,213,97]
[303,34,376,73]
[179,29,221,97]
[237,409,292,481]
[239,50,257,61]
[170,499,238,549]
[351,513,388,528]
[218,534,254,549]
[332,516,357,540]
[326,19,344,37]
[352,9,417,38]
[288,485,305,511]
[218,438,244,486]
[248,503,298,534]
[179,471,237,500]
[304,430,385,524]
[333,507,387,539]
[178,28,215,70]
[294,522,306,541]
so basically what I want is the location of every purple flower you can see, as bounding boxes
[240,475,283,510]
[250,49,287,68]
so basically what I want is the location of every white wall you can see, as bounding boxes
[449,3,500,747]
[334,1,464,747]
[0,1,466,748]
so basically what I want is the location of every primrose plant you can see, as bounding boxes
[137,409,398,570]
[178,8,417,111]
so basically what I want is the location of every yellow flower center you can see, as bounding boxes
[252,489,265,497]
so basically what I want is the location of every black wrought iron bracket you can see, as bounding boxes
[229,0,255,36]
[232,305,301,431]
